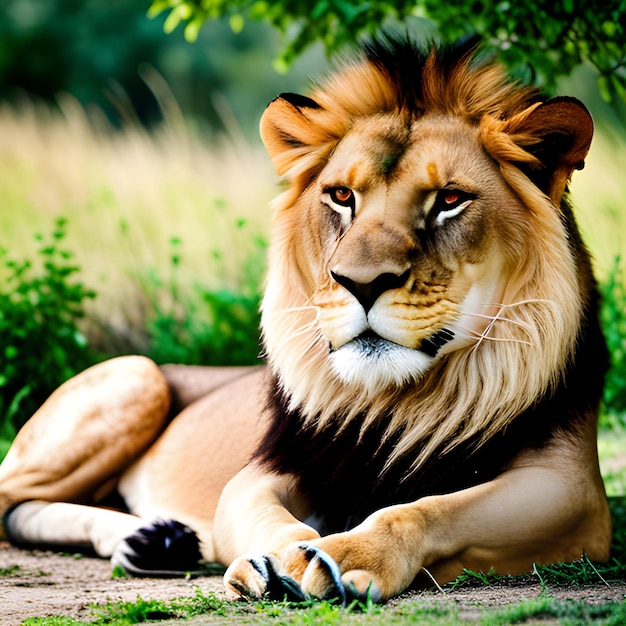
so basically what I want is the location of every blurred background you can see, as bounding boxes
[0,0,325,356]
[0,0,624,488]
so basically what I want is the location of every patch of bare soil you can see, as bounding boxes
[0,543,224,625]
[1,542,625,625]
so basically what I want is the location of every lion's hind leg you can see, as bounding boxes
[9,502,207,576]
[5,500,147,557]
[0,356,170,548]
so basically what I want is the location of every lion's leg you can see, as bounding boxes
[0,355,170,542]
[5,501,145,557]
[110,367,269,574]
[222,435,611,602]
[215,462,321,601]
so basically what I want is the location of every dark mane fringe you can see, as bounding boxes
[362,33,477,115]
[355,32,541,123]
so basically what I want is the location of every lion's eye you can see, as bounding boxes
[432,189,474,226]
[323,186,356,229]
[442,191,461,205]
[329,187,354,208]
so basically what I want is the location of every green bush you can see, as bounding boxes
[0,218,97,448]
[0,221,264,463]
[600,257,626,427]
[145,284,262,366]
[142,236,263,366]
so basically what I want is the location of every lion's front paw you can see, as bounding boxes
[224,544,348,604]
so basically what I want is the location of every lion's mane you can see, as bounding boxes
[255,36,607,530]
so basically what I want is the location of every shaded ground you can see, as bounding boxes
[1,542,625,625]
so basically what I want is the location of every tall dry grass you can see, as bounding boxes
[569,129,626,282]
[0,95,274,351]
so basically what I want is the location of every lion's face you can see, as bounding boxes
[259,41,593,419]
[309,113,516,388]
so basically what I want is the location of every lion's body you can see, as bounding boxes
[0,37,612,601]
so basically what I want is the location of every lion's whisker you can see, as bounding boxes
[464,298,558,311]
[461,310,530,331]
[272,321,321,353]
[473,304,504,349]
[282,329,325,358]
[468,332,534,347]
[273,304,320,316]
[460,297,557,349]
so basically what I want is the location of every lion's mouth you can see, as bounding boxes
[350,328,455,357]
[329,329,455,390]
[351,331,394,355]
[419,328,456,357]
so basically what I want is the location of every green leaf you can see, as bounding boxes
[163,3,192,34]
[610,73,626,101]
[229,13,245,34]
[184,17,204,42]
[598,74,612,102]
[4,346,18,360]
[602,20,617,37]
[147,0,171,19]
[311,0,330,20]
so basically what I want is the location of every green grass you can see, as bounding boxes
[11,499,626,625]
[480,598,626,626]
[17,586,626,625]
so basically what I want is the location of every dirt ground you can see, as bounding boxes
[1,542,625,625]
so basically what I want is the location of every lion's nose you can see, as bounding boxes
[330,268,410,312]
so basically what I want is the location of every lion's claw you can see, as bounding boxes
[225,553,305,602]
[297,544,347,604]
[224,544,347,605]
[254,554,307,602]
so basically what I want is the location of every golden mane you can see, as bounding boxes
[260,37,589,471]
[267,38,541,193]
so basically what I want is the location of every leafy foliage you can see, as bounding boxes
[149,0,626,99]
[0,219,97,440]
[142,236,264,366]
[600,257,626,425]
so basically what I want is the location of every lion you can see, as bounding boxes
[0,36,612,603]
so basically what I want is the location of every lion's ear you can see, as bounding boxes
[510,97,594,202]
[260,92,330,177]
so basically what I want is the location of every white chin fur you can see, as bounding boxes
[329,339,433,394]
